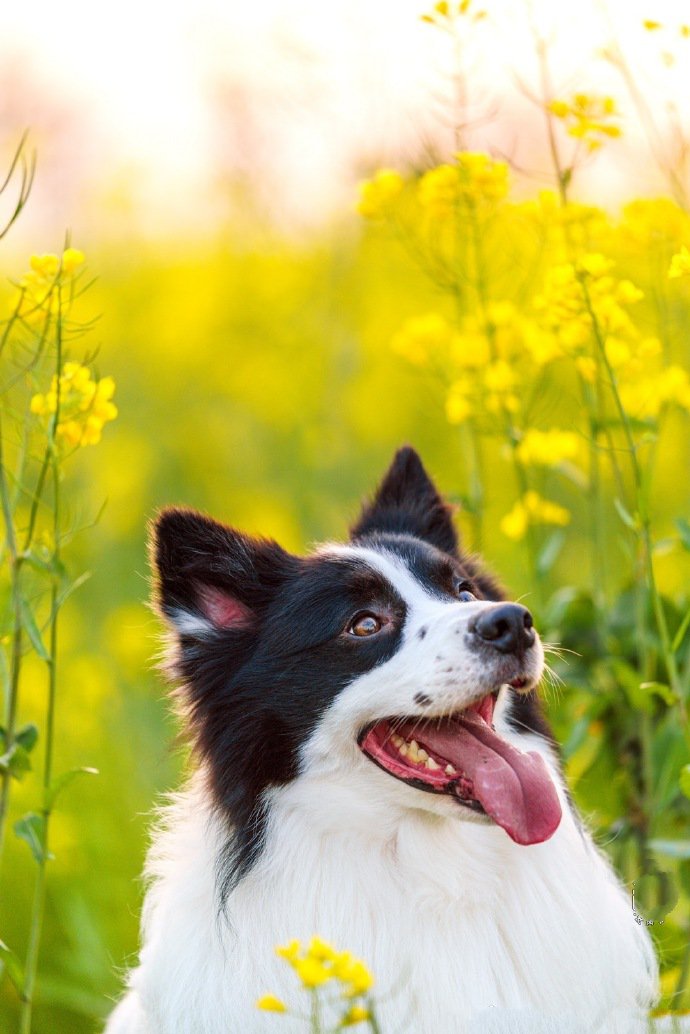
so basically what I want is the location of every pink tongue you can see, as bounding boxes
[426,715,562,845]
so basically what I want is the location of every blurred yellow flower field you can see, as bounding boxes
[1,2,690,1031]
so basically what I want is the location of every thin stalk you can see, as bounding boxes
[308,990,321,1034]
[0,407,23,869]
[579,275,684,711]
[366,1002,383,1034]
[19,288,63,1034]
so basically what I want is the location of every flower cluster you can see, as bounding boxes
[500,491,571,542]
[516,429,580,467]
[17,248,85,325]
[548,94,622,151]
[393,302,560,425]
[534,253,643,351]
[669,245,690,279]
[355,169,404,220]
[30,362,118,448]
[421,0,487,26]
[257,937,375,1027]
[418,152,509,217]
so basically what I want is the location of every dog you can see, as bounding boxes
[106,446,657,1033]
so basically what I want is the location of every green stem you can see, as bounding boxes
[0,408,23,872]
[309,990,321,1034]
[366,1001,383,1034]
[19,288,63,1034]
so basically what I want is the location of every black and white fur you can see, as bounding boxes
[106,447,657,1033]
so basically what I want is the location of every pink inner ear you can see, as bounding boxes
[196,584,254,629]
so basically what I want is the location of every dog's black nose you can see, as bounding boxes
[472,604,535,654]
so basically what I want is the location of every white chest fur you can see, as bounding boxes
[110,764,657,1034]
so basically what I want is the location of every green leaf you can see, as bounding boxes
[14,812,48,864]
[16,723,38,753]
[537,530,566,577]
[22,549,67,581]
[613,497,637,531]
[0,938,24,994]
[672,605,690,654]
[639,681,678,706]
[19,599,49,661]
[676,517,690,551]
[55,572,91,610]
[680,764,690,801]
[0,743,31,780]
[649,839,690,859]
[46,766,98,811]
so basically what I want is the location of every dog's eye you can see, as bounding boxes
[348,613,383,637]
[453,578,476,603]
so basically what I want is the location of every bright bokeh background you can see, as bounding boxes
[1,1,690,1031]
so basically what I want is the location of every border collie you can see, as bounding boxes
[106,447,657,1033]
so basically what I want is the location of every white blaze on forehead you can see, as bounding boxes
[318,542,492,632]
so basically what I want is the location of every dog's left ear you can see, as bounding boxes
[351,446,458,556]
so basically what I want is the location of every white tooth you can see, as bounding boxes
[427,756,440,771]
[445,763,457,775]
[417,748,429,762]
[398,743,409,757]
[391,734,403,748]
[408,740,420,762]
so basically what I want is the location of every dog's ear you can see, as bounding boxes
[151,508,298,637]
[351,446,459,556]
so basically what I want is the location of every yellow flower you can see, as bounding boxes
[392,312,454,366]
[547,95,621,150]
[484,360,515,393]
[356,169,404,219]
[30,253,60,279]
[516,429,580,467]
[61,247,85,274]
[256,994,288,1013]
[341,1004,370,1026]
[669,245,690,278]
[30,363,118,449]
[500,503,528,542]
[575,356,597,383]
[340,958,374,997]
[445,380,472,424]
[275,939,301,962]
[307,936,336,961]
[643,19,661,30]
[293,957,333,988]
[501,492,571,541]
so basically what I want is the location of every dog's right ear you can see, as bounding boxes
[151,508,298,638]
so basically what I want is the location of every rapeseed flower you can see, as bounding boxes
[341,1003,370,1025]
[30,362,118,448]
[516,429,580,467]
[356,169,404,219]
[16,247,86,327]
[548,94,621,151]
[669,245,690,278]
[255,995,287,1013]
[501,491,570,541]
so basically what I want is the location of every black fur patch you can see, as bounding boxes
[153,513,408,895]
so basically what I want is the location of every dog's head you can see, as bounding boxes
[152,447,562,887]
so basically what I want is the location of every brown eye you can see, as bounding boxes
[348,613,383,637]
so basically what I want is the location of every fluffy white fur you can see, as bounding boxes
[106,547,658,1033]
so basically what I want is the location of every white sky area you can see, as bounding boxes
[0,0,689,242]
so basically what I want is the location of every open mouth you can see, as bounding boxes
[358,689,562,846]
